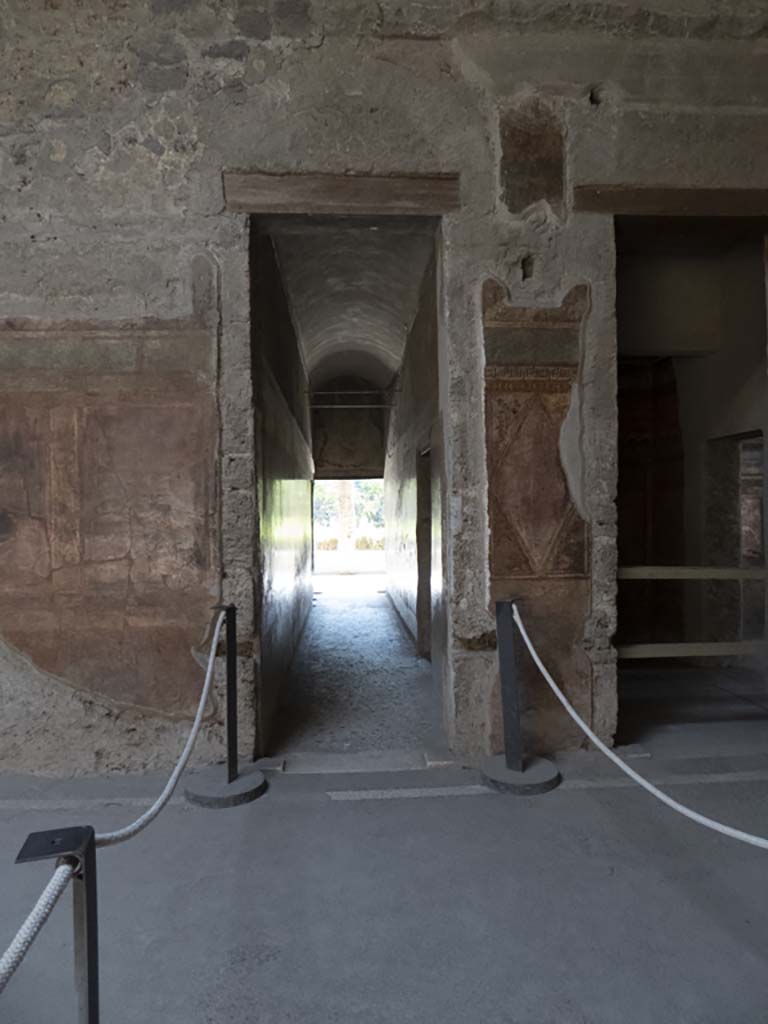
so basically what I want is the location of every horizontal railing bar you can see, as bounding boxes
[617,641,768,659]
[618,566,766,581]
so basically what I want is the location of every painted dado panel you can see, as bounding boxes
[486,365,588,579]
[0,319,218,716]
[483,284,593,752]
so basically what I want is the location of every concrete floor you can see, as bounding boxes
[5,637,768,1021]
[618,664,768,758]
[3,745,768,1023]
[270,574,444,757]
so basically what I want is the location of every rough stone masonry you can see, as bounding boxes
[1,0,767,773]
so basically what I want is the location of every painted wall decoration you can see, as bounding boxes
[483,283,592,752]
[0,318,218,716]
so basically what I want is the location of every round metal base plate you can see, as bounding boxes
[184,763,268,808]
[480,755,561,795]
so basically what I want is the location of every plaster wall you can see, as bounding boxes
[312,406,385,478]
[618,254,723,357]
[0,315,225,773]
[384,257,438,649]
[3,0,768,768]
[312,379,387,480]
[483,284,593,752]
[251,231,313,754]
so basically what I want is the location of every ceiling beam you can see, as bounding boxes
[223,171,460,216]
[574,185,768,217]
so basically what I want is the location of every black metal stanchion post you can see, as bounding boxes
[496,599,523,773]
[16,826,99,1024]
[225,604,239,785]
[480,599,561,795]
[184,603,268,808]
[73,831,99,1024]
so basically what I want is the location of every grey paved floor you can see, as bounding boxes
[618,665,768,757]
[270,574,444,756]
[3,751,768,1023]
[5,644,768,1021]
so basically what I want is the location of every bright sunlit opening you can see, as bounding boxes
[313,479,385,575]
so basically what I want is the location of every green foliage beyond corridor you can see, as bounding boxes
[313,479,384,529]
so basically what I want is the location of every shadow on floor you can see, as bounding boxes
[616,663,768,750]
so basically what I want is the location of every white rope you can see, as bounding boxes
[0,610,226,996]
[0,862,74,994]
[512,603,768,850]
[95,609,226,847]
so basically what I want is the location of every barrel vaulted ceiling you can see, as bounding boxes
[271,217,435,389]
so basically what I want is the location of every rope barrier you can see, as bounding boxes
[0,608,227,997]
[95,609,226,847]
[512,603,768,850]
[3,598,766,1003]
[0,863,75,994]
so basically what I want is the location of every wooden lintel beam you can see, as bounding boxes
[618,641,768,659]
[574,186,768,217]
[223,171,461,216]
[618,566,767,581]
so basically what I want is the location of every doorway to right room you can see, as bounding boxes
[614,216,768,751]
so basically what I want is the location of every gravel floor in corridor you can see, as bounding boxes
[270,574,444,755]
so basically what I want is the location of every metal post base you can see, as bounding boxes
[184,763,268,808]
[480,755,561,795]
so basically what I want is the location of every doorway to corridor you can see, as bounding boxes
[253,214,446,760]
[270,475,442,757]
